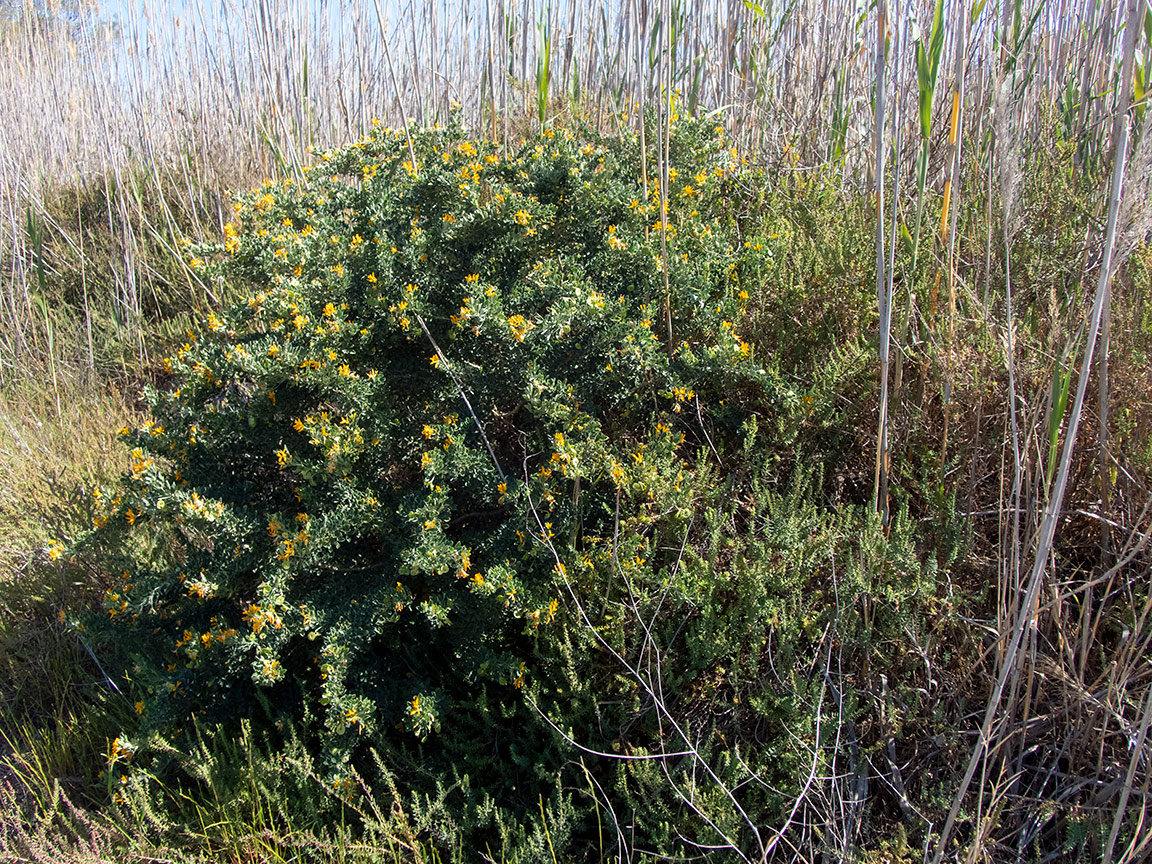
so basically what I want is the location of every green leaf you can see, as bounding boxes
[1046,359,1073,489]
[913,1,946,141]
[917,42,933,139]
[928,0,945,78]
[899,221,915,257]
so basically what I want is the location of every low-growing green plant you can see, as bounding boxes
[65,113,963,859]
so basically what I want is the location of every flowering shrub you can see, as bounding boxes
[78,113,951,855]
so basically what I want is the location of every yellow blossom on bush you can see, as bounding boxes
[508,314,533,342]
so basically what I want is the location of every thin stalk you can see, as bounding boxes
[873,0,890,526]
[371,0,418,176]
[659,0,673,355]
[1102,680,1152,864]
[933,8,1137,854]
[1097,0,1145,564]
[939,3,969,470]
[633,0,648,201]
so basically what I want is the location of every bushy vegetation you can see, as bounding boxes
[3,2,1152,861]
[45,113,959,859]
[4,102,1150,859]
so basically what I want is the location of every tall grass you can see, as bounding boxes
[1,0,1151,861]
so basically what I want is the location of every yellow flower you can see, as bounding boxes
[244,603,279,633]
[507,314,533,342]
[187,577,214,599]
[429,354,440,368]
[514,209,531,225]
[106,736,135,766]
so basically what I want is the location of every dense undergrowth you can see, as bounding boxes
[2,108,1151,863]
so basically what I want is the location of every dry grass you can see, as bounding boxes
[0,370,137,576]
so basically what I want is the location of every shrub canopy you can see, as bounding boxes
[82,114,946,857]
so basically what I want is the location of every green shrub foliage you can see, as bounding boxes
[80,113,955,858]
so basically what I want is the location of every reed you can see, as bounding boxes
[3,0,1137,376]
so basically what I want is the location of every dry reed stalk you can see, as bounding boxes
[932,0,1142,855]
[938,2,968,471]
[873,0,891,528]
[1100,0,1149,567]
[632,0,648,201]
[656,0,674,354]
